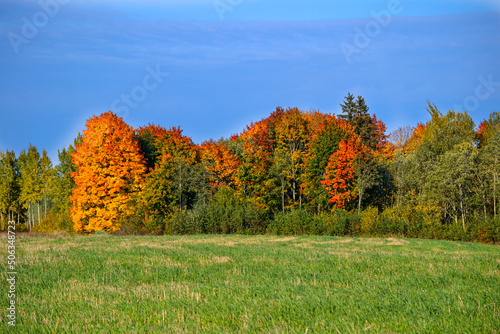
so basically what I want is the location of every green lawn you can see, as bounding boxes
[2,234,499,333]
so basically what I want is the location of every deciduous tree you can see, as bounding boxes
[321,139,360,210]
[0,150,20,225]
[18,145,43,230]
[70,112,146,233]
[302,116,356,212]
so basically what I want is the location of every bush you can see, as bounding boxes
[336,209,360,236]
[167,187,268,235]
[360,206,379,235]
[316,212,340,236]
[377,207,409,236]
[169,203,208,235]
[113,214,150,235]
[183,205,207,234]
[316,210,356,236]
[33,212,74,233]
[470,215,500,244]
[268,208,319,235]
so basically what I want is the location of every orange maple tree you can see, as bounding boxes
[321,138,361,209]
[70,111,146,233]
[200,140,240,189]
[405,123,427,154]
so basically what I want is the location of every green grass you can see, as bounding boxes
[1,234,499,333]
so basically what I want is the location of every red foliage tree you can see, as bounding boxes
[321,138,361,209]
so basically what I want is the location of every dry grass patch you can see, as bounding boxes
[199,255,233,266]
[268,237,297,242]
[318,238,353,244]
[170,237,238,247]
[136,241,182,251]
[484,269,500,277]
[294,242,314,249]
[21,241,80,253]
[252,256,276,264]
[328,251,354,257]
[386,238,410,246]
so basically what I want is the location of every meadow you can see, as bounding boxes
[1,234,499,333]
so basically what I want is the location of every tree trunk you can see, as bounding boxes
[203,168,207,205]
[179,162,183,212]
[179,185,182,212]
[358,189,363,217]
[281,178,285,215]
[483,193,487,222]
[459,185,465,232]
[28,202,31,231]
[494,158,497,218]
[38,202,41,225]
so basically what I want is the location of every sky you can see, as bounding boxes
[1,0,500,163]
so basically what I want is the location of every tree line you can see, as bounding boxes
[1,94,499,242]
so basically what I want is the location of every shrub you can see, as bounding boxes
[329,209,359,236]
[33,212,74,233]
[316,210,355,236]
[268,208,319,235]
[183,204,207,234]
[316,212,339,236]
[169,212,185,235]
[114,214,150,235]
[360,206,379,235]
[378,207,409,236]
[167,187,268,235]
[470,215,500,244]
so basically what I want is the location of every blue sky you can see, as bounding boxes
[1,0,500,163]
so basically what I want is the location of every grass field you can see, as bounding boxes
[1,234,499,333]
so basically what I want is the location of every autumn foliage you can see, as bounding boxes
[2,95,499,245]
[136,125,197,220]
[70,112,146,232]
[405,123,427,154]
[321,139,360,209]
[46,97,497,244]
[200,140,240,189]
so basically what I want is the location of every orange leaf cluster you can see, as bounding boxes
[200,140,240,189]
[321,139,361,209]
[70,112,146,232]
[405,123,427,154]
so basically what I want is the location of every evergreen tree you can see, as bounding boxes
[339,93,378,149]
[338,92,357,123]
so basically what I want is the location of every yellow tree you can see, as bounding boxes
[275,107,309,207]
[70,111,146,233]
